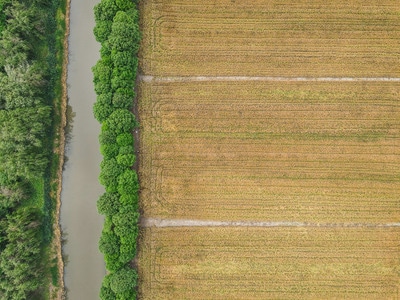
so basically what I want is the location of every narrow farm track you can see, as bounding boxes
[140,217,400,228]
[139,75,400,83]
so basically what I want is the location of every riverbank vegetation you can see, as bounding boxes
[93,0,140,299]
[0,0,67,299]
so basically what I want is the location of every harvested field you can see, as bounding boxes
[138,81,400,222]
[138,227,400,299]
[139,0,400,77]
[138,0,400,298]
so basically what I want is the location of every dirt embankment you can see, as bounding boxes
[50,0,70,298]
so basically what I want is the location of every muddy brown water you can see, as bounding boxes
[60,0,105,298]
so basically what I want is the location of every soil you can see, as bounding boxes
[140,217,400,228]
[139,75,400,83]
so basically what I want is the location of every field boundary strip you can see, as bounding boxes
[141,218,400,228]
[139,75,400,82]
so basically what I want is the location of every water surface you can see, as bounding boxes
[60,0,105,298]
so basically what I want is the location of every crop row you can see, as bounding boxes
[93,0,140,299]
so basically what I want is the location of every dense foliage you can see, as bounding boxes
[93,0,140,299]
[0,0,62,298]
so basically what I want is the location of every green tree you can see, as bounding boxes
[93,0,118,43]
[97,192,121,216]
[0,29,29,66]
[93,59,112,95]
[99,230,120,258]
[116,153,135,167]
[112,88,134,110]
[112,210,139,240]
[100,275,117,300]
[116,133,133,146]
[117,169,139,195]
[94,93,115,123]
[108,267,138,295]
[99,158,124,192]
[99,127,118,145]
[0,106,51,179]
[115,0,135,11]
[0,207,42,299]
[108,10,140,54]
[104,109,137,135]
[119,194,138,207]
[100,143,119,158]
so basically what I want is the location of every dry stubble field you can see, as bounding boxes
[138,0,400,299]
[139,227,400,299]
[139,0,400,76]
[139,81,400,223]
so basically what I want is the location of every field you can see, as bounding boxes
[139,227,400,299]
[139,0,400,76]
[138,0,400,299]
[139,81,400,222]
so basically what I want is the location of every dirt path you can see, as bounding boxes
[140,218,400,228]
[139,75,400,83]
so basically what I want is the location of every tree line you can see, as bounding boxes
[0,0,61,298]
[93,0,140,299]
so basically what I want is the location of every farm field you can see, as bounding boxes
[138,227,400,299]
[139,0,400,77]
[137,0,400,299]
[138,81,400,223]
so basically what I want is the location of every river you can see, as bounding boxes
[60,0,105,299]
